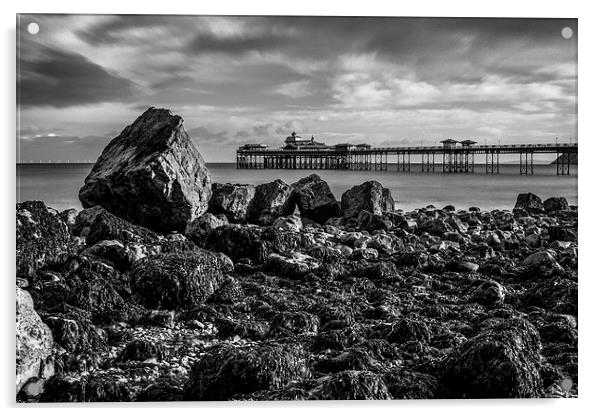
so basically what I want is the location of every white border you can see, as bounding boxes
[2,1,600,415]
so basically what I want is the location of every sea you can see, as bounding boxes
[16,163,578,213]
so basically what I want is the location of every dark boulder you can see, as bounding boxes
[384,369,439,399]
[291,174,341,223]
[269,310,320,337]
[131,251,224,309]
[387,316,432,344]
[470,280,506,307]
[85,207,160,246]
[247,179,296,225]
[315,348,378,373]
[78,107,211,233]
[16,201,73,278]
[513,193,544,214]
[440,318,543,398]
[341,181,394,219]
[208,182,255,222]
[543,197,569,213]
[183,342,310,400]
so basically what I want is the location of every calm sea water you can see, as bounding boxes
[16,163,578,212]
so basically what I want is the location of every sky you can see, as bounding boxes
[17,15,577,163]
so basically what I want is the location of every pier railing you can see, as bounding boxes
[236,143,577,175]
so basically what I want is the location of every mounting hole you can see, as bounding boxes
[561,26,573,39]
[27,22,40,35]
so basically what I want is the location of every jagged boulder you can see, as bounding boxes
[183,342,310,400]
[16,201,72,278]
[341,181,394,219]
[247,179,295,225]
[440,318,543,398]
[291,174,341,223]
[16,287,54,393]
[78,107,211,233]
[208,183,255,222]
[513,193,544,214]
[131,251,224,309]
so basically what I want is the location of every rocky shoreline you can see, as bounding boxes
[16,108,578,401]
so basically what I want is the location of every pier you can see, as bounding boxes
[236,135,577,175]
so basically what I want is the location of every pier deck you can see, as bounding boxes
[236,142,577,175]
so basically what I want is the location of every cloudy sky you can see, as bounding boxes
[17,15,577,162]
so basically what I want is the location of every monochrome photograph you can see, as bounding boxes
[16,14,577,402]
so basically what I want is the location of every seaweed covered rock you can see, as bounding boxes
[16,287,54,393]
[131,251,224,309]
[384,369,439,399]
[205,224,301,262]
[183,342,310,400]
[341,181,394,219]
[387,316,432,344]
[208,183,255,222]
[440,318,543,398]
[16,201,73,278]
[247,179,295,225]
[470,280,506,307]
[85,207,160,246]
[310,370,391,400]
[292,174,341,223]
[273,215,303,233]
[79,107,211,233]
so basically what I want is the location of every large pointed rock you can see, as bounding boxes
[78,107,211,233]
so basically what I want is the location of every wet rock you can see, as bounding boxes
[208,275,244,304]
[513,193,544,214]
[270,311,320,337]
[131,251,224,309]
[273,214,303,232]
[70,277,129,324]
[216,318,271,341]
[208,183,255,222]
[16,201,72,278]
[82,240,130,270]
[341,181,394,219]
[79,107,211,233]
[548,226,577,242]
[315,348,378,373]
[292,174,341,223]
[440,318,543,398]
[247,179,295,225]
[523,250,560,268]
[310,370,391,400]
[16,287,54,393]
[266,252,320,279]
[185,212,228,245]
[543,197,569,213]
[117,339,164,362]
[183,342,310,400]
[470,280,506,307]
[206,225,301,262]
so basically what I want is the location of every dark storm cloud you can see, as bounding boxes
[187,31,284,54]
[18,45,138,108]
